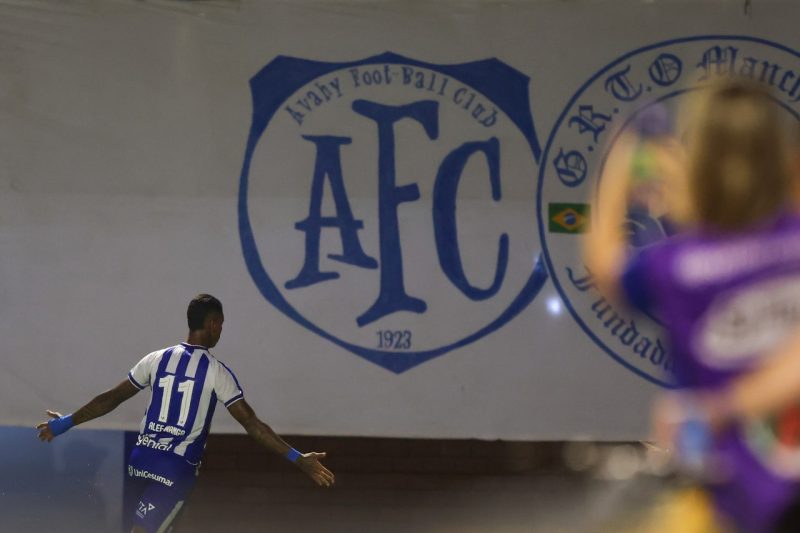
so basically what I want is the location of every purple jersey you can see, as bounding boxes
[623,213,800,531]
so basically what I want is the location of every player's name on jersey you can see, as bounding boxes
[147,421,186,437]
[136,434,174,452]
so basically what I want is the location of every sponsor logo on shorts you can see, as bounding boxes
[136,501,157,519]
[128,465,175,487]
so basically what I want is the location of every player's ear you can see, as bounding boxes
[203,312,218,329]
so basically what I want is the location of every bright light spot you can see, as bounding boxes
[599,445,642,481]
[546,296,562,316]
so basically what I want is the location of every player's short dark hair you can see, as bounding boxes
[187,294,223,331]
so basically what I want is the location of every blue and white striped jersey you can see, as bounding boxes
[127,342,243,464]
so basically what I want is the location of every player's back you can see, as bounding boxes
[128,342,243,465]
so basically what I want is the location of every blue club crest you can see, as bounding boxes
[238,53,548,373]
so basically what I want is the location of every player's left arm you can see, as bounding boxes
[227,398,334,487]
[37,379,140,442]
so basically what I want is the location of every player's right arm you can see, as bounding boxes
[37,350,158,442]
[37,379,140,442]
[227,399,335,488]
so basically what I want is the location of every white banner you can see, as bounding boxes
[2,0,799,439]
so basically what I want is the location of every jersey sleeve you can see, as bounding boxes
[215,362,244,407]
[128,351,159,390]
[620,246,658,316]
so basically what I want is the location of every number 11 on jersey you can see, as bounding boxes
[157,375,195,427]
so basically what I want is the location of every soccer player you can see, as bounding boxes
[585,79,800,531]
[37,294,334,533]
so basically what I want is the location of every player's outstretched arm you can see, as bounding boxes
[227,399,334,487]
[37,379,140,442]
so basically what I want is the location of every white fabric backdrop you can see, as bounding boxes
[2,0,799,439]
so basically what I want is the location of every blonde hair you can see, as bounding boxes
[686,79,792,231]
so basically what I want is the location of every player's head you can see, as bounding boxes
[685,77,793,231]
[187,294,224,347]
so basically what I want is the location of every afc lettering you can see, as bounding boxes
[287,99,509,327]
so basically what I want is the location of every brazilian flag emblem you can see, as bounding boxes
[549,203,590,234]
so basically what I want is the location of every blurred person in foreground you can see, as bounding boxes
[37,294,334,533]
[585,78,800,532]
